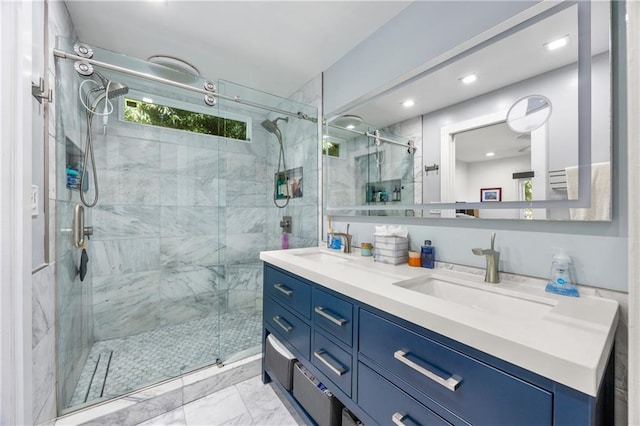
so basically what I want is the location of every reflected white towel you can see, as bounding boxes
[566,162,611,221]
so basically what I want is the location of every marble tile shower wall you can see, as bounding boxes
[90,115,227,340]
[326,115,421,220]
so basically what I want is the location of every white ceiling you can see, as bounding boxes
[64,1,411,99]
[348,2,610,129]
[455,121,530,164]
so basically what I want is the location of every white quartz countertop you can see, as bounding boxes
[260,246,619,397]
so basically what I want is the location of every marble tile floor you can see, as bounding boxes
[134,375,304,426]
[68,312,263,411]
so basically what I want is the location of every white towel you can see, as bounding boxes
[566,162,611,221]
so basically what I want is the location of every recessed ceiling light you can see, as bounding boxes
[346,125,355,130]
[402,99,415,108]
[485,152,495,157]
[460,74,477,85]
[544,35,570,51]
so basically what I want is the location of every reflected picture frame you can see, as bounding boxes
[480,187,502,202]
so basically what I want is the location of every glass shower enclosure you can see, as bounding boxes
[54,37,318,414]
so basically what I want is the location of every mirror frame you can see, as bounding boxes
[325,1,603,213]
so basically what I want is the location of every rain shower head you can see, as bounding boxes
[261,116,289,134]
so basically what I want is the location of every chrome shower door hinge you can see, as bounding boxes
[32,77,53,104]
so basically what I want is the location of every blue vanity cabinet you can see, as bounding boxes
[359,309,552,425]
[265,265,312,319]
[358,362,454,426]
[312,287,354,347]
[261,263,614,426]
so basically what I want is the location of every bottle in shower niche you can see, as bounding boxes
[276,173,288,199]
[421,240,435,269]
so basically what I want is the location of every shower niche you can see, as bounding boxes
[65,137,85,191]
[274,167,303,199]
[365,179,402,204]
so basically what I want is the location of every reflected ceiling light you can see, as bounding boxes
[544,35,570,51]
[402,99,415,108]
[485,152,495,157]
[332,114,363,130]
[142,97,154,103]
[323,134,330,139]
[460,74,477,84]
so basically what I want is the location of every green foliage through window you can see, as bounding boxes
[124,98,248,141]
[323,140,340,157]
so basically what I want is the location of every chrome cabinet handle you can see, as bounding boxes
[274,283,293,296]
[392,412,406,426]
[315,306,346,326]
[314,350,345,376]
[272,316,293,333]
[394,350,461,392]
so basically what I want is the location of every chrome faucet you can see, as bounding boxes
[472,232,500,284]
[330,224,352,253]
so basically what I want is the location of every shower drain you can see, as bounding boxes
[84,351,113,403]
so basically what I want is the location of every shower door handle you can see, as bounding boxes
[73,204,93,248]
[73,204,85,248]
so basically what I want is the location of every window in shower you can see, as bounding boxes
[123,91,251,141]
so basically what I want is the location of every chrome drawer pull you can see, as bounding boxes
[315,306,347,326]
[274,283,293,296]
[273,316,293,333]
[392,412,406,426]
[314,350,346,376]
[394,350,461,392]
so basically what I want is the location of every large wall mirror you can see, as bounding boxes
[324,1,612,221]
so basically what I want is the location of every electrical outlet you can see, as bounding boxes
[31,185,39,217]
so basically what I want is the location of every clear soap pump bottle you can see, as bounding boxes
[545,250,579,297]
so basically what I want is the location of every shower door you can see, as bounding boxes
[54,37,319,414]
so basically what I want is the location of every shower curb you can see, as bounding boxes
[52,354,262,425]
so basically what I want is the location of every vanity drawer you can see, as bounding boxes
[264,297,310,359]
[265,265,311,319]
[359,310,552,425]
[313,288,353,346]
[312,330,352,397]
[358,362,453,426]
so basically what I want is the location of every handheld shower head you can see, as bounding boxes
[90,81,129,110]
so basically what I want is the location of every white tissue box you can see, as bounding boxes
[373,235,408,265]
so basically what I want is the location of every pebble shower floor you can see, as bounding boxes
[68,312,263,409]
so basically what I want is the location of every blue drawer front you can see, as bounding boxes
[264,297,310,359]
[359,310,552,425]
[312,331,352,397]
[313,288,353,347]
[265,266,311,319]
[358,362,453,426]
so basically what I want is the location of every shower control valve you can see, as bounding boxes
[280,216,292,233]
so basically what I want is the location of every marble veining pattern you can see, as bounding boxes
[67,312,262,411]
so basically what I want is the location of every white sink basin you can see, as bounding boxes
[294,251,352,264]
[394,275,556,320]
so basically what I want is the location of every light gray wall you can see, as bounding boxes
[422,53,611,206]
[323,0,537,114]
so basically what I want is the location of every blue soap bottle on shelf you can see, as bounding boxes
[421,240,435,269]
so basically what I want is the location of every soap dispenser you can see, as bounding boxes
[421,240,435,269]
[545,251,579,297]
